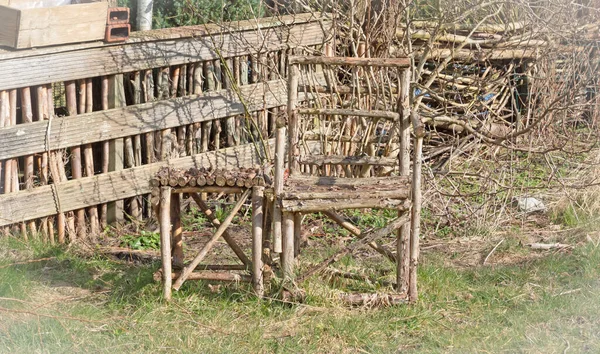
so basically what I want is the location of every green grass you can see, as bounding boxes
[1,234,599,353]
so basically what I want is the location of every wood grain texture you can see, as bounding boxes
[0,140,274,227]
[0,5,19,48]
[0,20,328,90]
[0,77,324,160]
[14,2,107,49]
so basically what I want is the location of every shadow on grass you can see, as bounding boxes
[0,237,276,310]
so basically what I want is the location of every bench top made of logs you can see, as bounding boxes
[151,166,270,191]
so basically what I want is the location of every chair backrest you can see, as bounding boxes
[284,56,412,179]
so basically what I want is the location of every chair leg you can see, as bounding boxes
[252,186,265,297]
[293,212,302,257]
[159,186,172,301]
[282,211,295,282]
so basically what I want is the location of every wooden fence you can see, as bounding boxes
[0,13,331,243]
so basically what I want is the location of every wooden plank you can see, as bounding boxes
[297,108,400,121]
[281,198,411,213]
[0,5,19,48]
[286,175,411,187]
[0,77,323,160]
[288,56,411,68]
[0,20,328,90]
[0,140,274,227]
[0,13,327,58]
[298,154,397,166]
[107,74,125,224]
[15,2,108,49]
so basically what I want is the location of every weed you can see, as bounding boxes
[120,231,160,250]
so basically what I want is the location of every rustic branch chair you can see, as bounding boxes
[272,55,424,301]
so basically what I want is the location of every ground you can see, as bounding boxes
[0,207,599,353]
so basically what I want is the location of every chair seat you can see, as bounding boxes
[280,175,411,212]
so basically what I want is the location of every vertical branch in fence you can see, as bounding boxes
[133,72,143,220]
[397,69,411,293]
[107,75,125,223]
[35,85,52,243]
[224,58,238,147]
[185,64,195,156]
[202,61,214,154]
[192,62,203,154]
[9,90,17,199]
[0,91,9,234]
[84,78,100,236]
[4,89,20,234]
[212,59,222,150]
[158,67,171,160]
[142,70,155,218]
[65,81,85,240]
[239,55,249,144]
[46,84,70,243]
[100,76,110,227]
[171,66,185,156]
[124,72,142,222]
[0,92,4,197]
[21,87,35,239]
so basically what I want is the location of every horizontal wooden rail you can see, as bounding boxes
[288,56,411,67]
[0,141,272,227]
[298,154,397,166]
[0,14,329,90]
[282,198,411,212]
[0,77,309,160]
[296,108,400,121]
[286,175,411,186]
[0,139,323,227]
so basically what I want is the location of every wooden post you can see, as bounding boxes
[273,122,285,254]
[287,64,300,174]
[170,192,183,269]
[130,72,143,221]
[293,213,302,257]
[159,186,172,301]
[45,85,68,243]
[107,75,125,223]
[35,85,51,243]
[282,211,295,282]
[84,78,100,236]
[100,76,110,228]
[0,91,6,196]
[409,112,424,303]
[9,90,17,198]
[252,186,265,297]
[65,81,85,240]
[21,87,36,238]
[1,90,11,235]
[397,69,411,294]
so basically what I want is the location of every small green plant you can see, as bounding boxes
[183,207,209,230]
[120,231,160,250]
